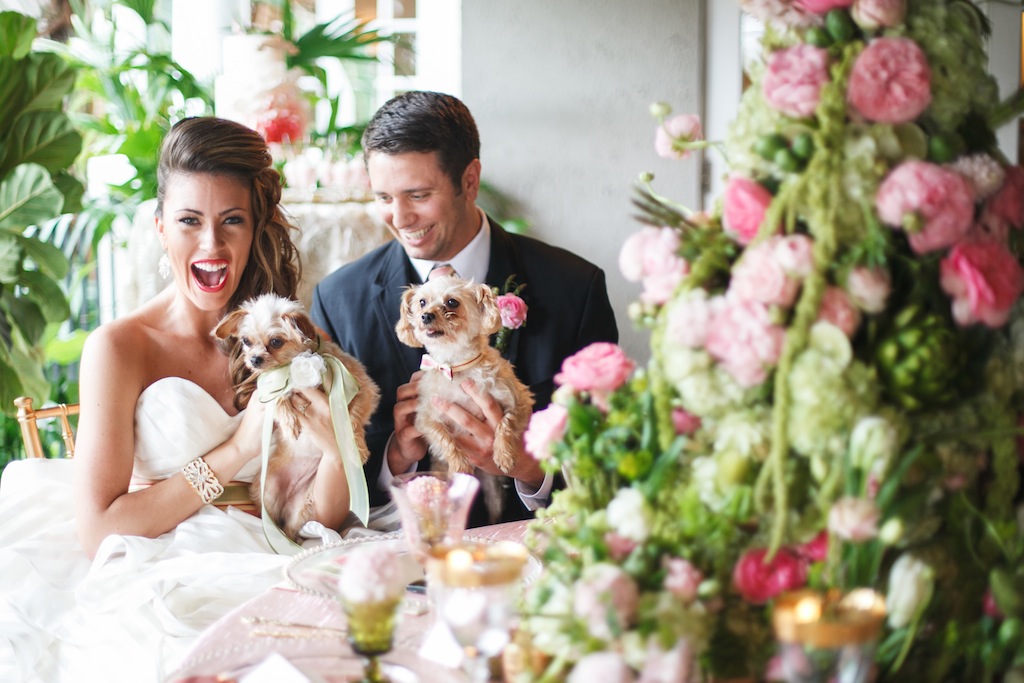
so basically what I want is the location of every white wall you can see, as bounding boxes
[462,0,705,363]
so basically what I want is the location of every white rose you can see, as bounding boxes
[638,639,696,683]
[606,488,652,543]
[289,350,326,389]
[886,554,935,629]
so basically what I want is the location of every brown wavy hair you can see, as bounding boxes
[156,116,301,311]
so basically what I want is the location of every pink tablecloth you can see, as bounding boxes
[168,521,531,682]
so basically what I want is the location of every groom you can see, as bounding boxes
[311,91,618,527]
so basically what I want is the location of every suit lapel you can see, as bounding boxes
[373,242,425,378]
[486,221,527,367]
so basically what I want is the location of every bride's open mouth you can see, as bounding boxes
[191,260,228,292]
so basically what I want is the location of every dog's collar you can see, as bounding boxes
[420,353,483,381]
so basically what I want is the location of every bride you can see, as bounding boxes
[0,117,359,682]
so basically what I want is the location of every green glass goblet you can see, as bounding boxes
[341,596,402,683]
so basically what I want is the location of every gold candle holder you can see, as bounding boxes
[772,588,886,683]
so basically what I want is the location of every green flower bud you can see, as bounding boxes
[649,101,672,119]
[879,518,904,545]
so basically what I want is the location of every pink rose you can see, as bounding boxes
[729,238,801,307]
[671,408,702,435]
[796,0,853,12]
[762,44,831,119]
[663,557,703,604]
[852,0,905,29]
[604,532,638,562]
[774,234,815,278]
[797,530,829,563]
[655,114,703,160]
[733,547,808,604]
[568,653,635,683]
[524,404,568,462]
[848,37,931,123]
[723,176,777,245]
[983,165,1024,232]
[828,496,881,542]
[983,588,1004,620]
[846,266,891,314]
[875,161,975,254]
[665,290,720,348]
[706,300,786,387]
[940,242,1024,327]
[555,343,635,393]
[817,286,862,338]
[619,227,689,304]
[496,293,527,329]
[573,564,640,641]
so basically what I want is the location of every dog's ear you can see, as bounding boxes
[212,309,246,341]
[476,284,502,335]
[395,286,423,348]
[286,310,319,343]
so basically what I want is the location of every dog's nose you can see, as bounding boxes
[421,312,435,324]
[250,356,264,368]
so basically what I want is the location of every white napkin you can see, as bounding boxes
[240,652,312,683]
[417,619,465,669]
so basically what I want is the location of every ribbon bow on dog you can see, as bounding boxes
[420,352,484,381]
[256,348,367,553]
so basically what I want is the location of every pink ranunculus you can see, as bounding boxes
[655,114,703,160]
[852,0,905,29]
[573,564,640,641]
[983,165,1024,232]
[796,0,853,13]
[663,557,703,604]
[496,293,528,329]
[619,226,684,280]
[774,234,815,279]
[848,37,931,123]
[705,300,786,387]
[729,238,800,307]
[817,286,862,338]
[604,532,638,562]
[846,266,892,314]
[641,257,689,305]
[733,547,808,604]
[665,290,719,348]
[671,407,702,436]
[555,343,635,393]
[940,242,1024,328]
[762,44,831,119]
[828,496,881,542]
[797,530,829,563]
[723,176,777,245]
[523,403,568,462]
[875,161,975,254]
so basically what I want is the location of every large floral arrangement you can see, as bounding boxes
[516,0,1024,680]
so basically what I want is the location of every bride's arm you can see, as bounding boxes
[291,388,352,532]
[73,324,263,559]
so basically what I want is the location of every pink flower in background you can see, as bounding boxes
[982,165,1024,231]
[663,557,703,604]
[729,238,800,307]
[723,176,776,245]
[567,653,635,683]
[605,532,639,562]
[875,161,975,253]
[852,0,905,29]
[496,294,528,329]
[762,44,831,118]
[797,530,829,562]
[740,0,821,28]
[817,286,862,338]
[796,0,853,13]
[671,408,702,435]
[524,403,568,462]
[665,290,720,348]
[848,37,931,123]
[556,343,635,393]
[619,227,689,304]
[706,300,786,387]
[733,547,808,604]
[573,564,640,641]
[846,266,892,314]
[655,114,703,160]
[940,242,1024,327]
[983,588,1004,620]
[774,234,815,278]
[828,496,881,541]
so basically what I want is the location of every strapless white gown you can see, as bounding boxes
[0,378,298,682]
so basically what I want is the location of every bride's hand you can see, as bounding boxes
[228,397,266,465]
[290,390,337,456]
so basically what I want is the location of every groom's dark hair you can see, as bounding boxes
[362,91,480,193]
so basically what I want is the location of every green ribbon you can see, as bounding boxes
[255,351,368,554]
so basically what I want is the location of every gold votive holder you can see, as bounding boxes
[772,589,886,683]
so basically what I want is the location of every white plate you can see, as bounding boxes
[285,531,541,600]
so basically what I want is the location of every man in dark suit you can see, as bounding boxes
[311,91,617,526]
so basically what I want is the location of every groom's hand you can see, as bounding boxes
[388,371,428,475]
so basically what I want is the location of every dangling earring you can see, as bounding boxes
[159,253,171,279]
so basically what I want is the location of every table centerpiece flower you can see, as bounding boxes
[516,0,1024,680]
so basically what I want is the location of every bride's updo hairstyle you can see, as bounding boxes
[156,116,301,310]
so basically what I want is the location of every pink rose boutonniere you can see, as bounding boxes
[493,274,527,354]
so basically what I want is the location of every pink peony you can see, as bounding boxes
[983,165,1024,231]
[817,286,862,338]
[619,227,689,304]
[828,496,881,542]
[762,44,831,119]
[774,234,815,278]
[729,238,800,308]
[663,557,703,604]
[573,564,640,641]
[665,290,719,348]
[940,242,1024,328]
[604,532,639,562]
[846,266,892,314]
[848,37,931,123]
[796,0,853,13]
[797,530,829,563]
[875,161,975,254]
[733,547,808,604]
[555,343,635,393]
[496,293,528,329]
[671,407,702,436]
[723,176,777,245]
[524,403,568,462]
[852,0,905,29]
[655,114,703,160]
[705,300,786,387]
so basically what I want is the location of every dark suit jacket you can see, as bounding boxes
[311,217,618,525]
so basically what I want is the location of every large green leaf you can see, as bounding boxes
[51,171,84,215]
[0,111,82,179]
[0,54,74,132]
[0,12,36,60]
[4,341,49,410]
[0,233,19,283]
[12,234,67,280]
[5,292,44,346]
[0,359,25,416]
[0,163,63,230]
[16,269,69,323]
